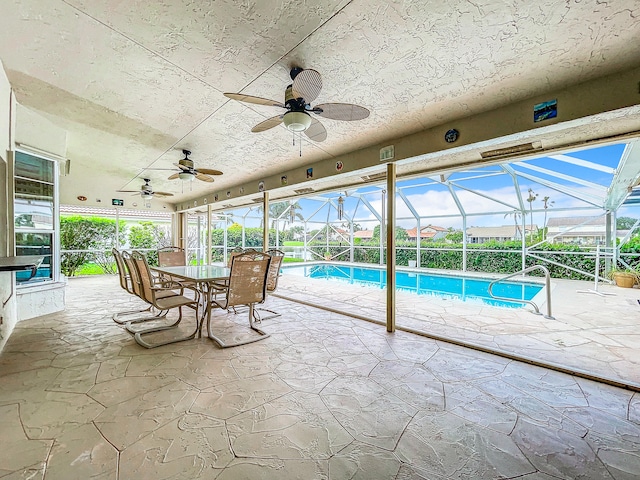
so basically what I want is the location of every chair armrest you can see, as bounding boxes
[175,284,201,303]
[209,280,229,291]
[151,282,185,296]
[153,279,184,289]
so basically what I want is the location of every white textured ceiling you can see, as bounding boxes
[1,0,639,209]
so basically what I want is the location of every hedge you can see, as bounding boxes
[305,240,606,281]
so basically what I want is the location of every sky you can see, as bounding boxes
[224,142,639,231]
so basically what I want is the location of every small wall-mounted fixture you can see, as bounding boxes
[379,145,394,162]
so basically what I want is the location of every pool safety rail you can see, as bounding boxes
[488,265,554,319]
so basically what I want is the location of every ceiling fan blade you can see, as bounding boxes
[153,191,174,197]
[313,103,370,121]
[196,168,223,176]
[174,163,190,171]
[224,93,285,108]
[195,173,215,183]
[116,190,139,193]
[292,69,322,102]
[305,117,327,143]
[251,115,284,133]
[168,173,180,180]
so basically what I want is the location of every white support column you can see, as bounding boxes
[380,190,385,266]
[606,210,613,271]
[207,204,212,265]
[349,221,354,263]
[462,214,467,272]
[196,214,202,265]
[171,212,178,247]
[115,208,120,250]
[223,215,228,263]
[304,221,308,261]
[521,213,527,271]
[178,212,187,251]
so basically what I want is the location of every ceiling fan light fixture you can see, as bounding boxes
[283,111,312,132]
[178,171,194,181]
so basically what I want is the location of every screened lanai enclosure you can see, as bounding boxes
[194,141,640,389]
[57,140,640,389]
[187,141,640,285]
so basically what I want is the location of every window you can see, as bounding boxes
[14,151,58,284]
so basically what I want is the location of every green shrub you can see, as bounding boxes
[60,216,124,276]
[305,240,599,280]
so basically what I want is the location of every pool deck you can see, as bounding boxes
[276,269,640,390]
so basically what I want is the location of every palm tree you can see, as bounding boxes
[504,210,522,240]
[526,188,538,240]
[255,201,304,230]
[267,202,289,230]
[542,196,554,241]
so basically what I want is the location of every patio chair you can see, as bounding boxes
[127,251,202,348]
[227,247,245,267]
[112,248,167,324]
[208,247,246,292]
[206,251,271,348]
[228,249,285,320]
[255,249,285,320]
[157,246,196,287]
[123,250,185,315]
[158,246,186,264]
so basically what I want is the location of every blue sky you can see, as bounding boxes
[228,143,638,230]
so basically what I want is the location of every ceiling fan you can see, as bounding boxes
[224,67,370,142]
[166,149,223,183]
[117,178,173,199]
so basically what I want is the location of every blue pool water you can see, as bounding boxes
[282,264,543,308]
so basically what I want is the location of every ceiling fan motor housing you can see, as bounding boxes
[284,85,306,108]
[179,158,195,170]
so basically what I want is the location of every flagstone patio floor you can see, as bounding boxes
[0,274,639,479]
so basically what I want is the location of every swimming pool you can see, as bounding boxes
[282,264,544,308]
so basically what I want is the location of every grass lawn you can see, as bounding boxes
[76,263,108,275]
[282,257,304,263]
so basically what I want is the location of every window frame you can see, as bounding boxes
[13,148,60,285]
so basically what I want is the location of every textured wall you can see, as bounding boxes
[15,104,67,158]
[1,69,69,350]
[12,105,67,328]
[16,283,66,321]
[0,60,14,350]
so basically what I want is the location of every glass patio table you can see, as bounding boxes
[150,264,230,338]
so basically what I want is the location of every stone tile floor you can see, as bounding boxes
[0,275,639,479]
[276,270,640,389]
